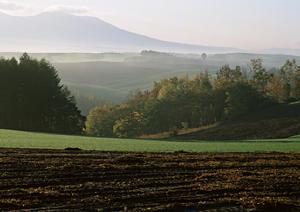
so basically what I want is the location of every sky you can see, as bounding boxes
[0,0,299,50]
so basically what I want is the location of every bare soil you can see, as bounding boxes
[0,148,299,211]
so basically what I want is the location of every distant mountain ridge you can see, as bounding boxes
[0,11,239,53]
[259,48,300,56]
[1,11,299,55]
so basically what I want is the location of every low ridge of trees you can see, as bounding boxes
[86,59,300,138]
[0,53,84,134]
[3,54,297,138]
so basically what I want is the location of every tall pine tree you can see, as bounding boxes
[0,53,84,134]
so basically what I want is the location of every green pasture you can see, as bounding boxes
[0,129,299,153]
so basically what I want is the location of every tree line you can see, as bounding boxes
[1,54,299,137]
[0,53,84,134]
[86,59,300,138]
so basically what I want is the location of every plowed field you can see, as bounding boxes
[0,148,299,211]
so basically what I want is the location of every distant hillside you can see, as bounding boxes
[54,52,300,98]
[261,48,300,56]
[1,52,300,115]
[0,11,237,54]
[176,102,300,140]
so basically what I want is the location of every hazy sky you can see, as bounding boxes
[1,0,299,50]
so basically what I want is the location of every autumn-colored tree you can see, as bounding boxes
[280,59,300,101]
[113,111,145,138]
[85,59,300,138]
[215,65,244,89]
[85,105,114,137]
[225,82,272,118]
[266,75,286,102]
[250,59,271,93]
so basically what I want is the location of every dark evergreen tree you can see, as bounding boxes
[0,53,84,134]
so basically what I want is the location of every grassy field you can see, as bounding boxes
[0,129,300,152]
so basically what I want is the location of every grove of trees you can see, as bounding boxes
[0,53,84,134]
[86,59,300,138]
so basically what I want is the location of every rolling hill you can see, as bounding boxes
[176,102,300,140]
[1,51,300,115]
[55,52,300,92]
